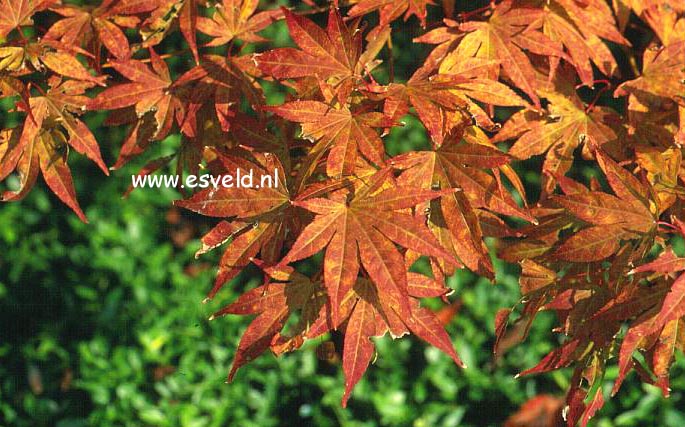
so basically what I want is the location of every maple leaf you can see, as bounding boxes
[493,69,618,195]
[255,7,388,104]
[176,154,289,219]
[0,0,56,39]
[550,196,652,262]
[336,278,464,406]
[638,3,685,47]
[197,0,282,46]
[616,0,685,21]
[613,244,685,396]
[615,41,685,105]
[179,0,199,63]
[330,277,465,405]
[509,272,649,427]
[537,0,628,86]
[176,148,296,298]
[340,280,379,406]
[365,67,472,145]
[392,123,535,277]
[296,267,463,406]
[206,252,463,407]
[0,87,105,221]
[209,264,322,381]
[543,147,656,262]
[281,169,458,326]
[623,97,682,187]
[43,1,132,60]
[255,7,358,80]
[40,79,109,174]
[265,100,386,177]
[554,0,629,46]
[103,109,161,171]
[135,0,186,52]
[629,247,685,276]
[436,57,528,130]
[412,17,464,64]
[173,54,265,138]
[0,40,107,87]
[347,0,435,28]
[612,283,685,396]
[448,1,570,108]
[88,49,183,141]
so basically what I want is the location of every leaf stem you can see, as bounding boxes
[581,80,612,113]
[657,221,677,232]
[458,1,497,22]
[387,36,394,84]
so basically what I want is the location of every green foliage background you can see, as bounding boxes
[1,2,685,426]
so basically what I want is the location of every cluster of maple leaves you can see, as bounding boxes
[1,0,684,424]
